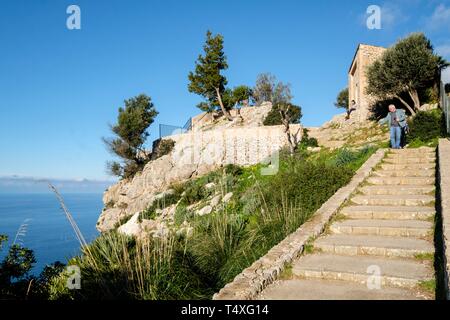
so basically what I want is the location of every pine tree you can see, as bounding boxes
[188,31,233,121]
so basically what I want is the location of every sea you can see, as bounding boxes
[0,193,102,275]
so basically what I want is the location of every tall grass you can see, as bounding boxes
[48,184,208,300]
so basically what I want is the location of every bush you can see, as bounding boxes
[224,164,243,177]
[153,139,175,160]
[299,128,319,148]
[263,104,301,126]
[140,191,182,221]
[181,180,212,206]
[408,109,447,143]
[333,148,358,167]
[0,235,64,300]
[260,160,353,214]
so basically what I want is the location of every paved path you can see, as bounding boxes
[259,147,437,300]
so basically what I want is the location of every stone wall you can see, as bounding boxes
[438,138,450,300]
[191,103,273,131]
[348,44,386,122]
[213,149,386,300]
[97,123,302,232]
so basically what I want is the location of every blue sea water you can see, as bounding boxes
[0,193,102,275]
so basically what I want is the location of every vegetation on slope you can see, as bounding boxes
[43,145,377,300]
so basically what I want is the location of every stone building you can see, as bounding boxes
[348,44,386,122]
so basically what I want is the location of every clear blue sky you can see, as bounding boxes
[1,0,449,181]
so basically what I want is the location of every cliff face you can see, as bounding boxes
[97,103,303,232]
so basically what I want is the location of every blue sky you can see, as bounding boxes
[1,0,449,182]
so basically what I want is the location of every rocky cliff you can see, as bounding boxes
[97,103,303,232]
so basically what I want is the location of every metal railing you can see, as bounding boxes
[441,80,450,135]
[159,117,193,139]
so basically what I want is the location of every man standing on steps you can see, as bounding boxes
[378,104,407,149]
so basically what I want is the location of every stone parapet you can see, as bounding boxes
[438,138,450,300]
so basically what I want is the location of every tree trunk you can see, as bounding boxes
[279,108,296,156]
[408,89,421,112]
[215,87,233,121]
[394,94,416,116]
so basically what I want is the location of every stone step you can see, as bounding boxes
[384,158,435,165]
[330,219,433,237]
[292,254,433,289]
[258,279,427,300]
[386,153,435,160]
[341,205,435,220]
[359,185,435,196]
[367,176,435,186]
[373,170,434,177]
[351,194,435,206]
[389,147,435,154]
[314,234,434,258]
[381,163,436,171]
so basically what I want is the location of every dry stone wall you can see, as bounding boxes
[438,138,450,299]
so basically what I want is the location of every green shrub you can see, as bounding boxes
[153,139,176,159]
[182,181,211,206]
[260,160,353,214]
[140,191,182,221]
[263,104,301,126]
[173,205,194,226]
[224,164,243,177]
[0,235,64,300]
[299,128,319,148]
[333,148,358,167]
[408,109,447,143]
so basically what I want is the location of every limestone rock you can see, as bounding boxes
[307,147,321,153]
[97,208,124,232]
[222,192,233,203]
[197,205,213,216]
[97,105,303,232]
[419,103,438,111]
[205,182,216,189]
[210,195,222,207]
[154,189,175,201]
[118,212,141,237]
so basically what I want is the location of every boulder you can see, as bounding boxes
[419,103,438,111]
[197,205,213,216]
[96,208,124,232]
[210,195,222,207]
[205,182,216,189]
[222,192,233,203]
[118,213,141,237]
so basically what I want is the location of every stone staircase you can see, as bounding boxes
[259,147,437,300]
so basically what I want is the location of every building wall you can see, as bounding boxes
[348,44,386,122]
